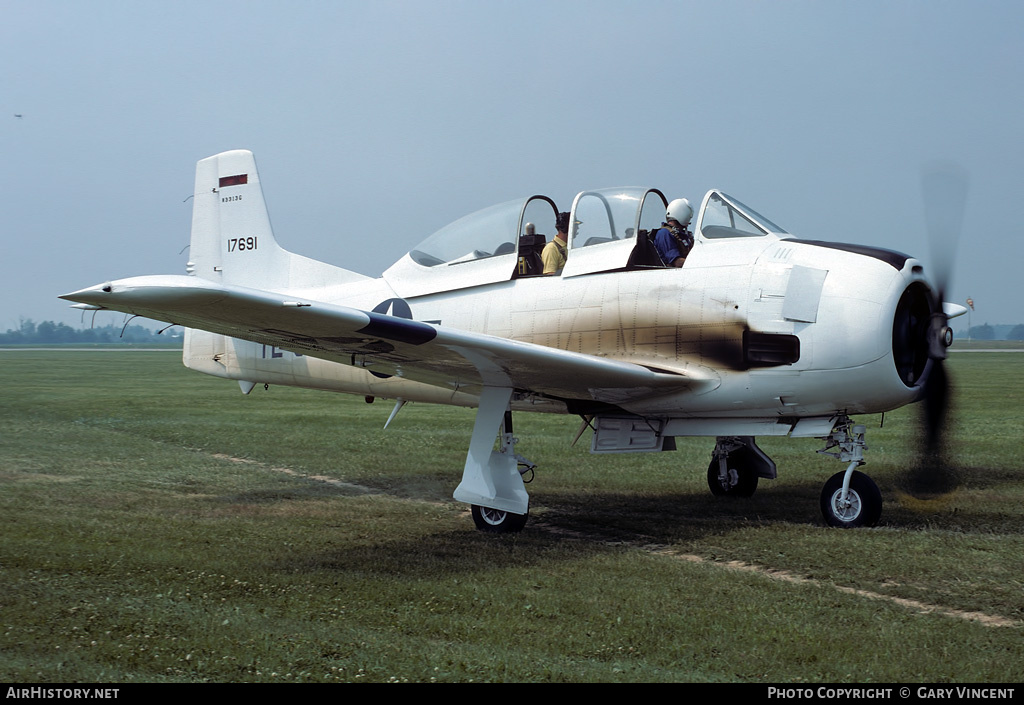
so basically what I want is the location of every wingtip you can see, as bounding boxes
[59,282,112,306]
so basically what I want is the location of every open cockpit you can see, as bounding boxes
[382,187,787,298]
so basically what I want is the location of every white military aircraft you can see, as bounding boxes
[62,150,966,532]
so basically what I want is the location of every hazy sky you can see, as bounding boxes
[2,0,1021,332]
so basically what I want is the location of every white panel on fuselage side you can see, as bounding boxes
[783,266,828,323]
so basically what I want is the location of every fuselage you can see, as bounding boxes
[186,232,927,421]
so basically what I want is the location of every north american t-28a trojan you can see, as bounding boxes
[62,150,966,532]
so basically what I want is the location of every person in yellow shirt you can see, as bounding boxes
[542,212,570,275]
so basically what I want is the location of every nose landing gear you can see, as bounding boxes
[817,417,882,527]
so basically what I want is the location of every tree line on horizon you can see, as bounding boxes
[0,319,182,345]
[959,323,1024,341]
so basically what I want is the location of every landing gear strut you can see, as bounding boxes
[817,417,882,528]
[455,387,535,533]
[707,436,776,497]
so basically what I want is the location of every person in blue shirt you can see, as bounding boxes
[654,198,694,267]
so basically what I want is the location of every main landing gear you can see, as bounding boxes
[454,387,535,534]
[707,436,776,497]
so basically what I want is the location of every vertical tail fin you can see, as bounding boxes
[188,150,294,289]
[186,149,369,291]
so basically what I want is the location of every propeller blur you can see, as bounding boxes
[897,163,970,499]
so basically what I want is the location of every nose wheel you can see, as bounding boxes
[820,470,882,528]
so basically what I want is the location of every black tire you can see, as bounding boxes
[820,470,882,528]
[471,505,528,533]
[707,448,759,497]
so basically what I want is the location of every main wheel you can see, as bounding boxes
[707,448,759,497]
[820,470,882,528]
[471,505,528,533]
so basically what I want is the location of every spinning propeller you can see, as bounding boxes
[902,163,969,498]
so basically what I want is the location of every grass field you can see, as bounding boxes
[1,350,1022,683]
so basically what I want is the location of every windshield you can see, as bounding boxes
[699,192,788,238]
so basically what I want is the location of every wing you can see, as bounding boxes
[61,275,714,404]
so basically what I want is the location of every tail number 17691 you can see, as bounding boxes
[227,237,258,252]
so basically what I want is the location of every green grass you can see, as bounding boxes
[1,350,1022,682]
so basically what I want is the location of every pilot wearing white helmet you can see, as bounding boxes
[654,198,694,268]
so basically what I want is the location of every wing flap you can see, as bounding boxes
[62,275,713,402]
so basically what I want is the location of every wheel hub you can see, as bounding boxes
[830,489,862,521]
[479,507,508,525]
